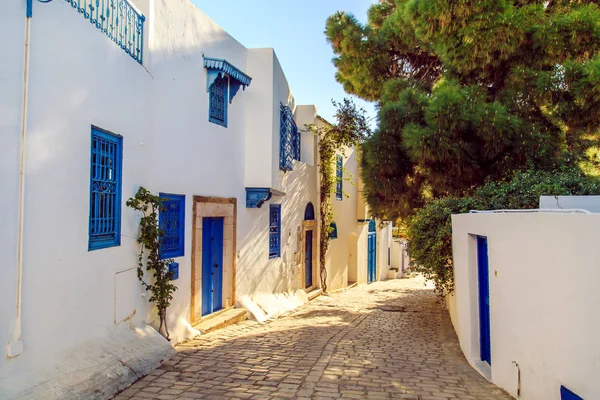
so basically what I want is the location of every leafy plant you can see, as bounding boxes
[126,187,177,339]
[305,99,370,293]
[407,168,600,294]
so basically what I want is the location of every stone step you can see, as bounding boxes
[192,308,248,334]
[307,288,323,301]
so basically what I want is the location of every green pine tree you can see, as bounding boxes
[326,0,600,219]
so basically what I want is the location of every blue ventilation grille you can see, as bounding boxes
[64,0,145,64]
[269,204,281,258]
[336,155,343,200]
[280,104,299,171]
[159,194,185,259]
[89,127,122,250]
[209,75,228,126]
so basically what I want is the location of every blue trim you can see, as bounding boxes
[336,155,343,200]
[204,57,252,88]
[208,74,228,127]
[357,219,370,223]
[63,0,145,64]
[88,126,123,251]
[158,193,185,259]
[304,202,315,221]
[269,204,281,258]
[168,262,179,281]
[329,222,338,239]
[27,0,33,18]
[246,188,272,208]
[561,386,583,400]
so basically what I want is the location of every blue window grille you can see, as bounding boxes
[89,127,122,250]
[336,155,343,200]
[64,0,145,64]
[280,104,300,171]
[269,204,281,258]
[159,193,185,259]
[209,75,228,127]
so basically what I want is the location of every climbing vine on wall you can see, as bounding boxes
[306,99,370,293]
[127,187,177,340]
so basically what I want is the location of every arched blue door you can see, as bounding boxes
[367,220,377,283]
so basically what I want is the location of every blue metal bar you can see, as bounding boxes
[26,0,33,18]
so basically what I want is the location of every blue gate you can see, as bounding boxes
[477,236,491,365]
[367,220,377,283]
[202,217,224,316]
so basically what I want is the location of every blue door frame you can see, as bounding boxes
[367,221,377,283]
[477,236,492,365]
[305,230,313,288]
[202,217,224,316]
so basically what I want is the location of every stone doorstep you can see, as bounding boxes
[308,288,323,301]
[192,308,248,334]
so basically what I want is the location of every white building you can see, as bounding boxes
[449,209,600,400]
[1,0,392,398]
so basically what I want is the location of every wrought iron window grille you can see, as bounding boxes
[269,204,281,258]
[63,0,145,64]
[335,155,343,200]
[279,104,300,171]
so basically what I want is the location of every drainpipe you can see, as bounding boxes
[7,0,33,359]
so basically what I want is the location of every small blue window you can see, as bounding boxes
[269,204,281,258]
[561,386,583,400]
[280,104,300,171]
[336,155,343,201]
[329,222,338,239]
[89,127,123,250]
[209,75,228,127]
[159,193,185,259]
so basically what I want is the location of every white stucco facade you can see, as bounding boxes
[450,211,600,399]
[0,0,322,397]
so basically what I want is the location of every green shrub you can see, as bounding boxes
[407,168,600,294]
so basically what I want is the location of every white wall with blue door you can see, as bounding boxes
[450,211,600,400]
[0,0,323,397]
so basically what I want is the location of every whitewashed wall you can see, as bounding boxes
[0,0,320,396]
[237,50,318,302]
[377,222,393,281]
[451,212,600,399]
[540,195,600,213]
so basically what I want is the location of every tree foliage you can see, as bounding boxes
[407,169,600,294]
[305,99,370,293]
[327,0,600,219]
[127,187,177,340]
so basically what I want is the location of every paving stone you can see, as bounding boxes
[111,276,512,400]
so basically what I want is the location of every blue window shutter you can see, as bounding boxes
[280,104,299,171]
[159,193,185,259]
[336,155,343,201]
[329,222,338,239]
[209,75,228,127]
[269,204,281,258]
[561,386,583,400]
[89,127,123,250]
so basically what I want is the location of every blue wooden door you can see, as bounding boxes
[202,217,224,316]
[477,236,492,365]
[367,221,377,283]
[305,230,313,288]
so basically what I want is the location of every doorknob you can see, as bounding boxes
[214,264,219,268]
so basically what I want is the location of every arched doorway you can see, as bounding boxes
[302,202,317,290]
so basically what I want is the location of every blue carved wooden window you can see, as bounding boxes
[159,193,185,259]
[280,104,300,171]
[209,75,228,127]
[269,204,281,259]
[89,127,122,250]
[336,155,343,201]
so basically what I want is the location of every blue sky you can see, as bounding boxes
[193,0,378,128]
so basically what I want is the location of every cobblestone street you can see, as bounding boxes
[115,276,511,400]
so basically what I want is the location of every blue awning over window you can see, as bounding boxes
[204,57,252,103]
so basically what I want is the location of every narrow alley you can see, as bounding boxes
[114,276,511,400]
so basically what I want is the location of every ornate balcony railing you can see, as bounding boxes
[65,0,145,64]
